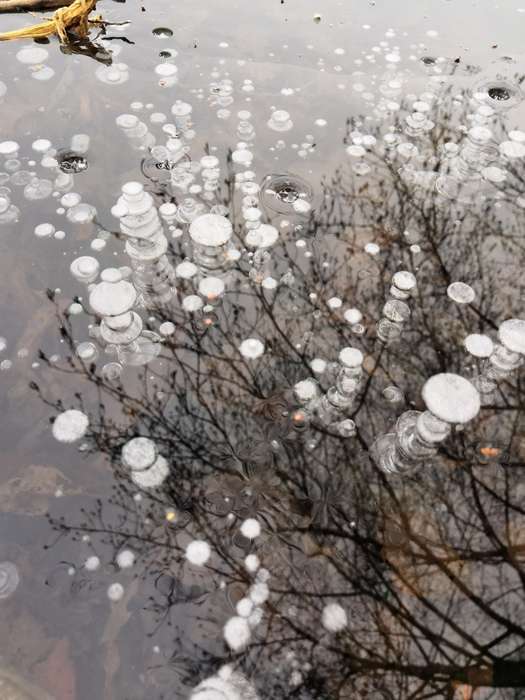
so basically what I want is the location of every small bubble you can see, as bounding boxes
[488,86,510,101]
[152,27,173,38]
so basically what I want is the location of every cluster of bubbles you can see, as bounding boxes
[0,134,97,236]
[2,16,525,699]
[16,44,54,82]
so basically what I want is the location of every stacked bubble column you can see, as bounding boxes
[377,270,417,343]
[89,269,145,366]
[315,348,364,426]
[474,319,525,403]
[372,373,480,475]
[112,182,175,307]
[189,213,234,274]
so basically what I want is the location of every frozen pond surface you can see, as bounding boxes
[1,0,525,698]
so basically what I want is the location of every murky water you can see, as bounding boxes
[1,0,525,698]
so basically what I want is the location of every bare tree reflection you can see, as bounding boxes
[33,89,525,699]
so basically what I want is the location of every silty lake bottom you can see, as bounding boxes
[1,0,525,698]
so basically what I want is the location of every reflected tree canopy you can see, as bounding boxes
[31,84,525,700]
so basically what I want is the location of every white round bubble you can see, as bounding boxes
[240,518,261,539]
[116,549,135,569]
[16,46,49,65]
[185,540,211,566]
[107,582,124,601]
[223,616,251,650]
[447,282,475,304]
[52,409,89,443]
[239,338,265,359]
[322,603,348,632]
[464,334,494,358]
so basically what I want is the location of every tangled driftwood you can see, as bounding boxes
[0,0,97,41]
[0,0,75,12]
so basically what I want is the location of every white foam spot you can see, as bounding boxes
[107,582,124,601]
[52,409,89,443]
[223,616,251,650]
[185,540,211,565]
[240,518,261,539]
[322,603,348,632]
